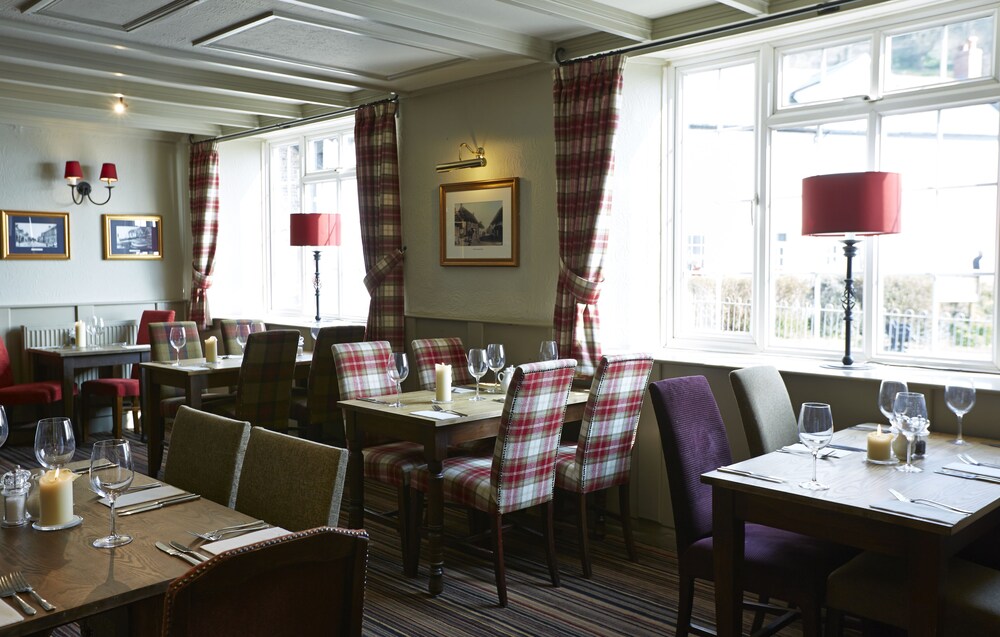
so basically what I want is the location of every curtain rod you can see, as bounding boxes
[194,94,398,144]
[555,0,878,64]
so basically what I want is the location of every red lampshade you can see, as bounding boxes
[290,213,341,247]
[99,163,118,184]
[64,161,83,185]
[802,171,902,236]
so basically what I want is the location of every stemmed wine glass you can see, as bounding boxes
[89,439,134,548]
[87,316,105,346]
[235,324,251,355]
[538,340,558,362]
[486,344,505,393]
[945,379,976,445]
[168,326,186,366]
[894,391,929,473]
[798,402,834,491]
[467,349,488,401]
[0,406,8,449]
[34,417,76,472]
[387,353,409,408]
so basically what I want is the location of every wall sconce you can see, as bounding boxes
[436,143,486,172]
[65,161,118,205]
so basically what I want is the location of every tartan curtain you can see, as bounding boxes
[355,101,405,350]
[188,140,220,328]
[552,55,626,377]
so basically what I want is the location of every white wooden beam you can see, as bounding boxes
[495,0,652,42]
[716,0,770,17]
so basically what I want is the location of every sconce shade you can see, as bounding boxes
[802,171,902,236]
[99,163,118,184]
[64,161,83,185]
[290,213,341,247]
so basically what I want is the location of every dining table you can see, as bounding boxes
[139,353,312,477]
[704,428,1000,637]
[0,460,258,636]
[340,386,589,596]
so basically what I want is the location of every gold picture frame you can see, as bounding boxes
[103,215,163,260]
[439,177,519,267]
[1,210,70,260]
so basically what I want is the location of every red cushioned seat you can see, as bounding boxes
[0,335,64,417]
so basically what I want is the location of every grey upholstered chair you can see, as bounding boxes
[234,427,348,531]
[729,365,798,456]
[162,405,251,508]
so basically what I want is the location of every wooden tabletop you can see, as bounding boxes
[28,344,150,359]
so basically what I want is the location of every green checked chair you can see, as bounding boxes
[148,321,210,419]
[219,319,267,356]
[290,324,366,443]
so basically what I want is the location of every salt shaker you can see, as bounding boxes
[2,466,31,527]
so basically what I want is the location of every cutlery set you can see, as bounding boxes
[431,404,467,417]
[0,571,53,616]
[118,492,201,516]
[156,521,271,566]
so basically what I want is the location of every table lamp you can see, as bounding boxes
[290,213,342,322]
[802,171,902,369]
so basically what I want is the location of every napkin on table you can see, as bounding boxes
[0,600,23,627]
[100,485,186,508]
[780,443,852,459]
[869,500,967,525]
[203,527,290,555]
[411,410,460,420]
[942,461,1000,480]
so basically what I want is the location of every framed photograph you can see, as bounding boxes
[1,210,70,260]
[103,215,163,260]
[440,177,519,266]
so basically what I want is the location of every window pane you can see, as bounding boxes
[307,135,340,173]
[885,16,994,92]
[780,40,871,107]
[269,142,302,313]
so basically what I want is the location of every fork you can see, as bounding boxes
[187,521,270,542]
[169,541,211,562]
[10,571,54,611]
[888,488,972,515]
[0,574,36,615]
[431,404,467,417]
[958,453,1000,470]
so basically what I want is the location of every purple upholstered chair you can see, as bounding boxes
[648,375,853,637]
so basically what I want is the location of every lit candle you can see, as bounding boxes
[867,424,893,462]
[435,363,452,402]
[204,336,218,363]
[38,468,77,527]
[75,321,86,348]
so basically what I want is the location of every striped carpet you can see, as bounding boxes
[0,428,858,637]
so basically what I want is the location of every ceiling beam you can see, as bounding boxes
[716,0,771,16]
[0,96,224,136]
[494,0,652,42]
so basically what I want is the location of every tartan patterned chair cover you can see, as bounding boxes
[204,329,299,432]
[410,358,577,607]
[147,321,209,418]
[219,319,267,356]
[410,337,473,390]
[290,325,366,443]
[81,309,175,439]
[553,352,653,577]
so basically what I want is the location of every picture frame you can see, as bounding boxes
[1,210,70,260]
[103,215,163,260]
[440,177,519,267]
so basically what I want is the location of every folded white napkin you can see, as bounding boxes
[870,500,967,525]
[0,600,23,627]
[411,410,460,420]
[177,364,206,371]
[203,527,290,555]
[943,461,1000,480]
[452,387,475,393]
[780,443,852,459]
[100,485,186,508]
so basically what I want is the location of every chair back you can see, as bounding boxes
[235,427,349,530]
[161,526,368,637]
[304,325,367,425]
[130,310,175,379]
[0,335,13,389]
[490,359,576,515]
[148,322,203,362]
[163,405,251,508]
[648,376,732,554]
[566,353,654,493]
[236,330,299,431]
[729,365,798,456]
[410,337,474,390]
[219,319,267,356]
[331,340,396,401]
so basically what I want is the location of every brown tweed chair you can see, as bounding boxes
[290,324,366,443]
[163,405,250,508]
[162,526,368,637]
[234,427,348,530]
[219,319,267,356]
[203,329,299,431]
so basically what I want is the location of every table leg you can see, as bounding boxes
[427,457,445,596]
[61,360,80,441]
[713,487,742,637]
[907,534,945,637]
[345,413,365,529]
[141,367,162,477]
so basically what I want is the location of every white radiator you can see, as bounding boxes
[21,321,139,382]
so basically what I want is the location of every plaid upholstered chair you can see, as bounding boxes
[729,365,798,456]
[147,321,210,419]
[203,330,299,432]
[219,319,267,356]
[410,337,473,390]
[648,375,854,637]
[162,526,368,637]
[554,352,653,578]
[163,405,250,507]
[80,309,174,440]
[290,325,366,443]
[410,358,578,607]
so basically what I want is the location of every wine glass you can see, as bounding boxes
[797,402,834,491]
[87,316,104,346]
[0,406,8,449]
[310,323,322,342]
[168,326,186,366]
[538,340,558,362]
[34,417,75,472]
[387,352,409,408]
[89,439,134,548]
[945,378,976,445]
[467,348,488,401]
[486,343,505,393]
[235,324,251,355]
[893,391,929,473]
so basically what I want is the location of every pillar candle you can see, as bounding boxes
[435,363,452,402]
[866,425,892,462]
[75,321,86,348]
[204,336,218,363]
[38,468,76,527]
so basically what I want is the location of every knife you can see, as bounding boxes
[935,468,1000,485]
[717,466,786,483]
[829,444,866,452]
[155,541,202,567]
[73,461,116,474]
[118,493,201,516]
[358,397,392,405]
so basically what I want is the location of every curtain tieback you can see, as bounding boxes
[364,247,406,294]
[192,270,212,291]
[559,259,602,305]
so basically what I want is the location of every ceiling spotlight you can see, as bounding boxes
[436,142,486,172]
[113,97,127,114]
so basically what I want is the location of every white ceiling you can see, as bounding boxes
[0,0,818,137]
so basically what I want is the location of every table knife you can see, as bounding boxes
[716,466,786,483]
[829,444,866,452]
[935,468,1000,485]
[155,542,202,567]
[358,397,392,405]
[118,493,201,516]
[73,462,116,474]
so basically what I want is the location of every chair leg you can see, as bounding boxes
[80,393,90,444]
[825,607,844,637]
[799,599,821,637]
[130,399,141,436]
[751,595,768,634]
[409,489,424,575]
[618,483,637,561]
[492,512,508,607]
[575,492,592,578]
[396,484,412,576]
[112,397,124,439]
[676,573,695,637]
[544,500,560,588]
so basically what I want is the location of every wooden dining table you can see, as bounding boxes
[704,428,1000,637]
[139,353,312,477]
[0,462,256,636]
[340,387,589,596]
